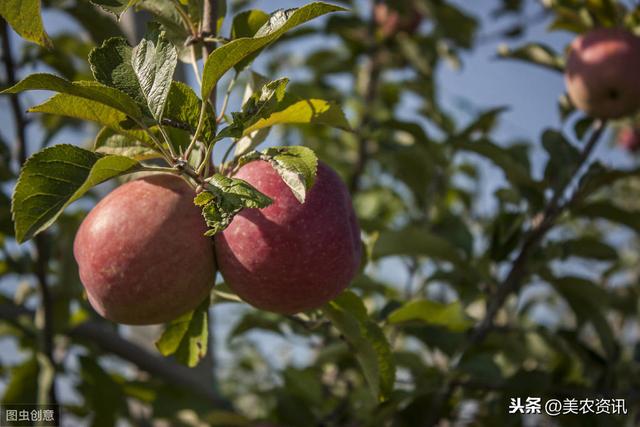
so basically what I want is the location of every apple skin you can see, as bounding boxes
[374,3,421,39]
[215,160,362,314]
[617,126,640,152]
[74,174,215,325]
[565,28,640,119]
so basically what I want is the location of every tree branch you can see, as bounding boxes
[0,302,231,409]
[1,19,58,407]
[423,119,608,427]
[349,0,383,193]
[201,0,217,108]
[470,119,607,345]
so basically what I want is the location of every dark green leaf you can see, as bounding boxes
[218,78,289,139]
[373,227,465,265]
[163,81,217,143]
[323,291,395,402]
[2,357,38,405]
[131,22,178,120]
[201,2,346,100]
[194,174,272,236]
[546,274,616,358]
[387,300,472,332]
[228,311,283,340]
[12,144,142,243]
[0,0,51,48]
[155,294,210,367]
[574,201,640,233]
[90,23,177,120]
[542,129,580,187]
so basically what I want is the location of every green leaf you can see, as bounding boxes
[201,2,346,100]
[163,81,217,143]
[262,146,318,203]
[2,73,142,119]
[27,92,160,147]
[231,9,270,72]
[90,0,138,18]
[155,294,210,368]
[498,43,564,72]
[2,357,39,405]
[194,174,272,236]
[0,0,51,48]
[455,139,541,195]
[131,22,178,120]
[244,95,352,135]
[12,144,142,243]
[545,274,616,358]
[94,127,160,160]
[546,237,618,262]
[574,201,640,233]
[542,129,580,187]
[373,227,465,265]
[219,78,289,140]
[388,300,472,332]
[228,311,283,340]
[323,291,395,402]
[90,23,177,120]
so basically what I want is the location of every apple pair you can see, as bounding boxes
[74,161,362,324]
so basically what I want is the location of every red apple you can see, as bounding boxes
[215,160,362,314]
[74,174,215,325]
[617,126,640,152]
[374,2,422,39]
[565,28,640,119]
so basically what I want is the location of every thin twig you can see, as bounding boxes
[216,71,238,123]
[190,44,202,86]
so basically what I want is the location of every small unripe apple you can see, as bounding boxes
[617,126,640,152]
[565,28,640,119]
[374,2,421,39]
[74,174,215,325]
[215,161,362,314]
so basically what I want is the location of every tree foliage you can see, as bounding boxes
[1,0,640,426]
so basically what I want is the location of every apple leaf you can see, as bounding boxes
[229,72,351,156]
[94,127,160,160]
[263,146,318,204]
[323,291,395,402]
[244,96,352,135]
[2,73,142,119]
[217,78,289,140]
[12,145,142,243]
[194,174,272,236]
[230,9,270,72]
[0,0,52,48]
[373,227,465,264]
[387,300,472,332]
[155,294,210,368]
[89,0,138,18]
[89,23,177,120]
[201,2,347,101]
[27,93,155,147]
[163,81,217,144]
